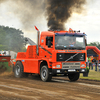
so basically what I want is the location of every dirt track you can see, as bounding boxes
[0,73,100,100]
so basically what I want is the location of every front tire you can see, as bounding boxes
[14,61,28,78]
[68,73,80,82]
[40,65,52,82]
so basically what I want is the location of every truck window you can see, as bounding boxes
[46,36,53,47]
[55,35,85,50]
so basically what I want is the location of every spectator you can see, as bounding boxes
[91,56,94,70]
[88,56,93,70]
[98,60,100,71]
[92,58,97,71]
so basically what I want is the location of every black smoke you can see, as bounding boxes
[46,0,86,30]
[0,0,86,31]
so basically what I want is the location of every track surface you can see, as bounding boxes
[0,73,100,100]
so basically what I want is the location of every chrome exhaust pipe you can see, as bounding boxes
[37,31,40,55]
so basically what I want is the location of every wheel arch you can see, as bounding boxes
[39,60,52,75]
[14,60,28,78]
[40,60,48,72]
[14,60,24,71]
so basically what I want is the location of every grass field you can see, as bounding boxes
[80,67,100,81]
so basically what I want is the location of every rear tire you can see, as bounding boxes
[14,61,28,78]
[40,65,52,82]
[68,73,80,81]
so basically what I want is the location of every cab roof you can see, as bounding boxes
[41,28,86,37]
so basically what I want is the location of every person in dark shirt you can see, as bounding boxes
[92,58,97,71]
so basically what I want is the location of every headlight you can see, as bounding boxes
[13,60,16,62]
[56,65,60,68]
[81,64,85,67]
[81,69,85,72]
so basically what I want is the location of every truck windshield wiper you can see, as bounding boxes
[55,45,64,50]
[76,47,85,50]
[64,47,77,50]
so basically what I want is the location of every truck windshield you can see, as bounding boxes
[55,35,85,50]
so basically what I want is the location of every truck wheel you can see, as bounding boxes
[40,65,52,82]
[68,73,80,82]
[14,61,28,78]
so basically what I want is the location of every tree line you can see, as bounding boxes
[0,26,26,52]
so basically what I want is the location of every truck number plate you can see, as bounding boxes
[68,69,76,72]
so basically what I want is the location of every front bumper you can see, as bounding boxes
[52,68,86,75]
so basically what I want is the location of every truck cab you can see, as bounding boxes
[39,29,87,81]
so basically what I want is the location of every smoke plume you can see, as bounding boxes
[46,0,86,30]
[12,0,45,30]
[0,0,86,31]
[0,0,45,30]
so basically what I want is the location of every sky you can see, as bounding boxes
[66,0,100,43]
[0,0,100,43]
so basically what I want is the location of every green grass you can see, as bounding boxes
[80,67,100,81]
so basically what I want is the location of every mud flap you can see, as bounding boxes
[12,64,14,72]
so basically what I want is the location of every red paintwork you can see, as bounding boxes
[34,26,39,31]
[86,46,100,60]
[0,56,11,62]
[13,30,87,74]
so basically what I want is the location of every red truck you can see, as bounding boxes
[13,27,87,82]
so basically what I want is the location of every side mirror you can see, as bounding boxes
[84,36,87,46]
[85,39,87,46]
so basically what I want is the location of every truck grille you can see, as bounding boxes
[62,62,80,69]
[57,53,85,61]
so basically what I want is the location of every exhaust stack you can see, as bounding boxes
[37,31,40,55]
[35,26,40,55]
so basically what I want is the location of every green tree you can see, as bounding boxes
[0,26,26,52]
